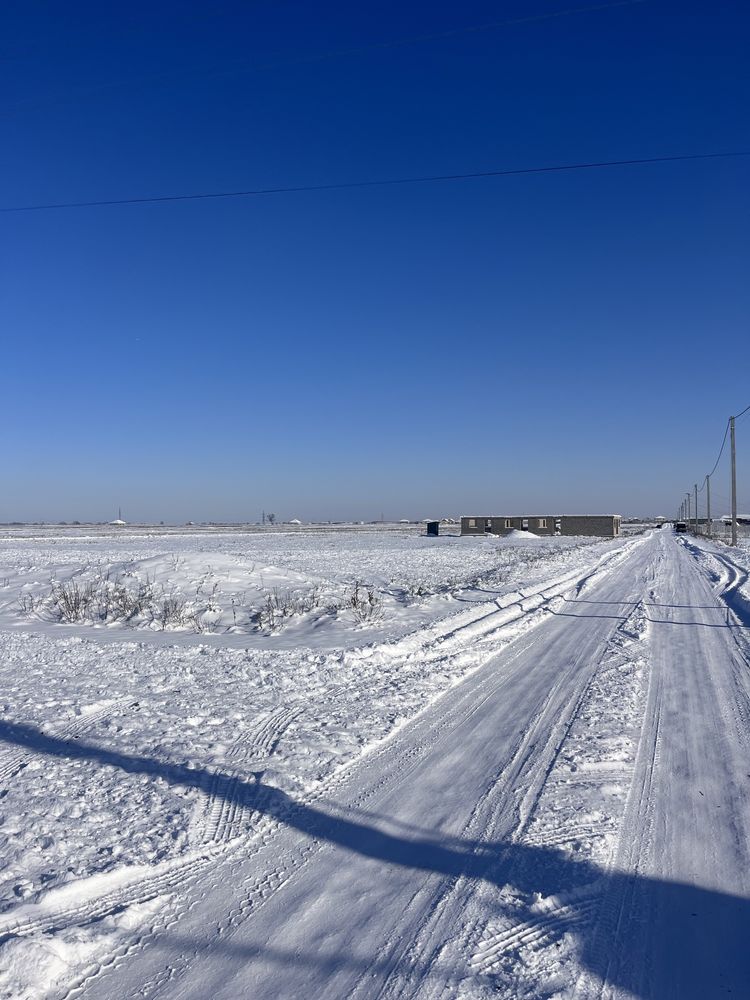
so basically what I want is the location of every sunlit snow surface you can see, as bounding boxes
[0,524,624,998]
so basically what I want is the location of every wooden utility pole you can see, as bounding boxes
[694,483,698,535]
[706,475,711,538]
[729,417,737,545]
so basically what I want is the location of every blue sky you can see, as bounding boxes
[2,0,749,522]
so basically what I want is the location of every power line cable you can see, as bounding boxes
[701,419,731,485]
[2,0,650,117]
[3,149,748,215]
[284,0,652,62]
[693,402,749,521]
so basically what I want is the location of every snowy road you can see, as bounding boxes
[8,530,750,998]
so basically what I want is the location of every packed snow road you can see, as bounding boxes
[4,529,750,998]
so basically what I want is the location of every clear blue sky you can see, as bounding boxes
[2,0,749,522]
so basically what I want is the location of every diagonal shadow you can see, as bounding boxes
[0,720,749,998]
[565,599,726,610]
[550,608,737,628]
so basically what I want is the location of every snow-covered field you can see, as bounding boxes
[2,525,749,1000]
[0,525,623,998]
[0,525,609,646]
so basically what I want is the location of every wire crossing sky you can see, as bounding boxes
[3,150,748,214]
[2,0,749,523]
[690,405,750,529]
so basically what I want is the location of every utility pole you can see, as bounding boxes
[686,492,691,525]
[706,475,711,538]
[694,483,698,535]
[729,417,737,545]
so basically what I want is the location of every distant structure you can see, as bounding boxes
[461,514,621,538]
[109,506,127,527]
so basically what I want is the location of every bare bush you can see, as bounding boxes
[156,596,188,630]
[49,580,96,623]
[18,593,39,615]
[96,577,155,622]
[35,572,187,629]
[348,581,383,623]
[251,586,322,631]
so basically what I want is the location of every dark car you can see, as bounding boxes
[674,521,688,533]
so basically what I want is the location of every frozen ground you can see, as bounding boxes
[0,525,608,648]
[0,525,748,999]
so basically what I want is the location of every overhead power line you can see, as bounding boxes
[3,150,748,215]
[289,0,651,63]
[696,402,750,493]
[700,419,731,487]
[682,401,750,544]
[701,403,750,488]
[2,1,649,118]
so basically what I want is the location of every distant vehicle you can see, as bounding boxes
[674,521,688,533]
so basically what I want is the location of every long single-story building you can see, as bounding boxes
[460,514,621,537]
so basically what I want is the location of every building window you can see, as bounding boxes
[468,518,476,527]
[505,519,512,529]
[538,518,547,528]
[522,519,529,529]
[485,519,492,530]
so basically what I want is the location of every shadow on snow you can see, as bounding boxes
[553,598,743,629]
[0,719,748,998]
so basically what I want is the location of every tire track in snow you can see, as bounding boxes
[11,542,641,1000]
[75,541,645,1000]
[573,529,746,999]
[4,622,539,999]
[0,698,138,785]
[0,852,216,944]
[350,591,652,999]
[573,660,663,1000]
[675,541,750,750]
[198,704,304,846]
[0,706,302,947]
[78,631,549,1000]
[459,601,651,995]
[357,670,603,1000]
[470,888,599,969]
[690,541,750,667]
